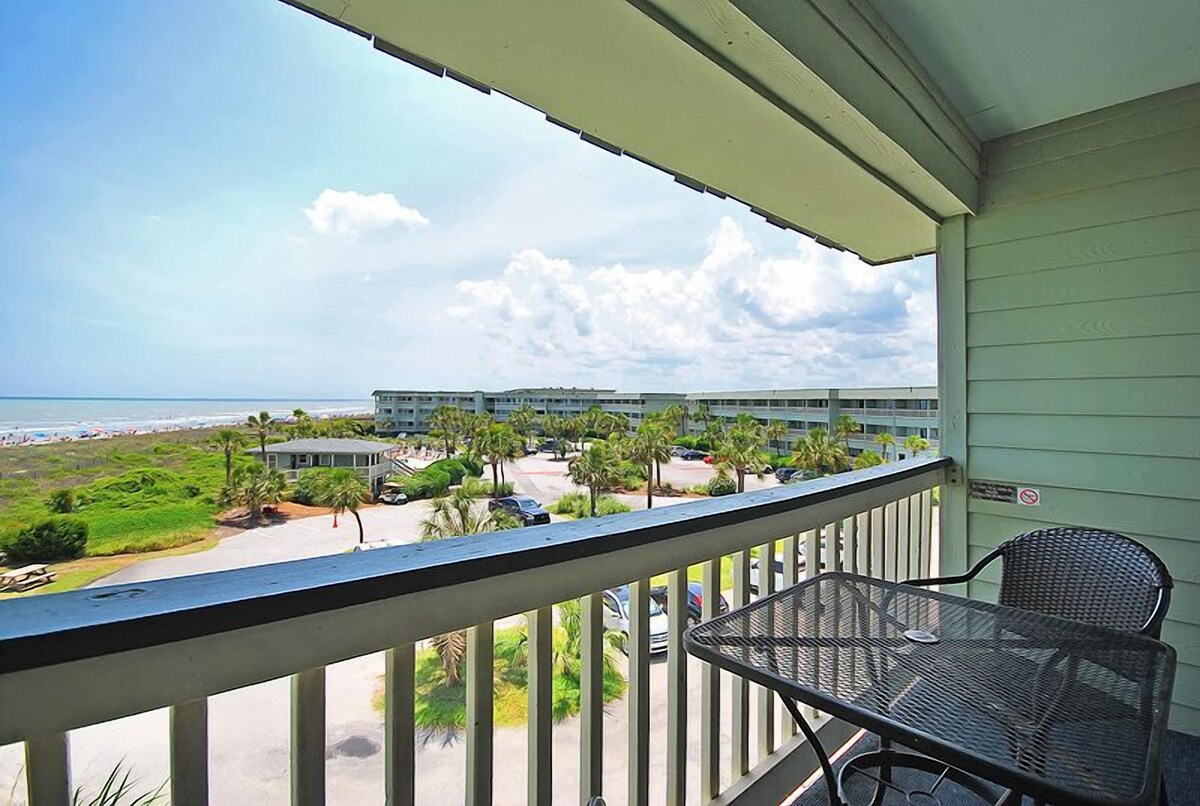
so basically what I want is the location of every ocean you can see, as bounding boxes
[0,398,373,444]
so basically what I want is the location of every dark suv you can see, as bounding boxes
[488,495,551,526]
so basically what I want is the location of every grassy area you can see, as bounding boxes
[0,429,250,558]
[0,532,224,599]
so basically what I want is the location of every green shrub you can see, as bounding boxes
[686,484,710,496]
[458,456,485,477]
[595,497,632,517]
[691,438,712,452]
[550,492,629,518]
[2,517,88,562]
[426,458,467,485]
[47,488,76,513]
[292,468,337,505]
[707,475,736,497]
[674,436,697,449]
[393,466,454,500]
[762,453,791,468]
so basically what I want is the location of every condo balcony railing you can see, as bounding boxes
[0,457,950,806]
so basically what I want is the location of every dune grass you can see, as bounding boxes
[0,430,247,558]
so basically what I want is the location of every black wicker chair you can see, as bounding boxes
[903,526,1173,637]
[890,527,1175,805]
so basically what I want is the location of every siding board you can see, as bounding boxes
[967,168,1200,248]
[968,413,1200,460]
[966,488,1200,544]
[967,291,1200,346]
[983,126,1200,210]
[987,96,1200,175]
[966,250,1200,312]
[970,378,1200,417]
[969,446,1200,501]
[966,209,1200,279]
[968,336,1200,381]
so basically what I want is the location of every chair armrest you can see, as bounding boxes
[901,545,1006,588]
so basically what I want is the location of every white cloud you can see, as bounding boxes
[303,189,430,238]
[447,217,935,389]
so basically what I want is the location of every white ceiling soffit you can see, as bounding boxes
[282,0,981,264]
[871,0,1200,141]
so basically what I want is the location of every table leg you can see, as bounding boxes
[779,694,841,806]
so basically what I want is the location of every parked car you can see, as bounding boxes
[774,467,798,483]
[353,539,403,552]
[488,495,551,526]
[378,488,409,505]
[702,454,715,464]
[670,445,690,457]
[750,541,827,593]
[649,580,729,625]
[681,450,707,461]
[538,439,557,453]
[784,469,819,484]
[604,585,670,654]
[749,557,786,595]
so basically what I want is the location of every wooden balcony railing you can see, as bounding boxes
[0,457,950,805]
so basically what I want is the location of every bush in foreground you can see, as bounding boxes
[707,475,737,497]
[2,517,88,562]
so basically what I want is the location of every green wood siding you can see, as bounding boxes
[953,85,1200,733]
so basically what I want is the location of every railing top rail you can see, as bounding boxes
[0,457,949,675]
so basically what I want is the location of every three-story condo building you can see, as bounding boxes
[373,386,938,456]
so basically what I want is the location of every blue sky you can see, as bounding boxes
[0,1,936,398]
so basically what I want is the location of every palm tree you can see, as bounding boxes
[246,411,277,465]
[792,428,850,475]
[661,403,689,438]
[874,432,896,461]
[568,441,620,516]
[428,405,462,457]
[715,426,765,493]
[903,434,931,457]
[316,468,370,543]
[211,429,244,486]
[692,402,713,431]
[834,414,862,449]
[291,408,316,438]
[507,403,538,448]
[419,488,518,684]
[624,423,672,508]
[766,419,788,452]
[230,462,287,521]
[478,424,520,498]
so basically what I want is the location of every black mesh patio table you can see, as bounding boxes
[684,572,1175,806]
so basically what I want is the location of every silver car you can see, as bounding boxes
[604,586,670,654]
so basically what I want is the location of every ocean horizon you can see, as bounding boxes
[0,397,373,443]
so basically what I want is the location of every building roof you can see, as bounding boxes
[246,438,397,455]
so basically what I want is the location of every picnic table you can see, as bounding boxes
[0,564,56,592]
[685,571,1175,806]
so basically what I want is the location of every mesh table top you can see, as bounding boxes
[685,572,1176,805]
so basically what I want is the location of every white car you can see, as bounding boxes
[353,539,404,552]
[749,540,827,594]
[604,586,670,654]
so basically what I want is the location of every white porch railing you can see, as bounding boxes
[0,457,949,805]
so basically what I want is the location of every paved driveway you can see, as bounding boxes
[95,503,434,586]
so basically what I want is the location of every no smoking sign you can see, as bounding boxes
[1017,487,1041,506]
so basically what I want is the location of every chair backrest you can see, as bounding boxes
[997,528,1172,637]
